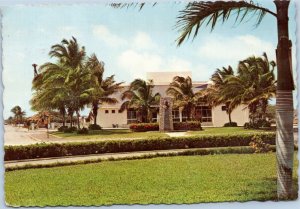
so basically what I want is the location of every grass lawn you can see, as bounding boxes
[5,153,297,206]
[187,127,273,136]
[52,129,169,139]
[52,127,270,140]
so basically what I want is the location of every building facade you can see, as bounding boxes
[96,72,249,128]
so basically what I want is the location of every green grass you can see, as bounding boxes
[5,153,297,206]
[52,129,169,139]
[187,127,272,136]
[52,127,268,140]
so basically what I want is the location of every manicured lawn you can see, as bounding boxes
[5,153,297,206]
[52,129,169,139]
[188,127,273,136]
[52,127,269,140]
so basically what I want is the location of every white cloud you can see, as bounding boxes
[198,34,276,66]
[92,25,127,47]
[117,49,193,80]
[132,32,158,50]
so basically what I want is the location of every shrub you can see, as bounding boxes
[64,127,77,133]
[244,119,271,130]
[88,124,102,130]
[223,122,238,127]
[130,123,159,132]
[58,126,68,132]
[4,132,275,161]
[173,121,202,131]
[130,121,202,132]
[77,127,89,134]
[249,135,271,153]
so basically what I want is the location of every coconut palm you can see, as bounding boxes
[204,66,236,123]
[176,1,294,198]
[86,55,123,125]
[31,37,89,128]
[120,79,160,123]
[10,105,26,125]
[166,76,201,121]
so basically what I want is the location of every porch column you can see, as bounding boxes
[179,108,183,122]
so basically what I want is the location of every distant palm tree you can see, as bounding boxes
[166,76,201,121]
[10,105,26,125]
[204,66,236,123]
[86,54,123,125]
[120,79,160,123]
[176,0,294,198]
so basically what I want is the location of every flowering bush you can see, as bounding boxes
[249,135,271,153]
[129,123,159,132]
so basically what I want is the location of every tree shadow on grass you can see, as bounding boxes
[236,177,298,201]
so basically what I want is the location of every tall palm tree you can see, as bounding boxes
[204,66,236,123]
[176,0,294,198]
[31,37,89,129]
[86,55,123,125]
[166,76,201,121]
[120,79,160,123]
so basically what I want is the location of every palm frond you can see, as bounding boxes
[176,1,276,46]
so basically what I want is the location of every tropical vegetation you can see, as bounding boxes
[120,79,160,123]
[175,0,294,199]
[166,76,202,121]
[30,37,122,129]
[10,106,26,125]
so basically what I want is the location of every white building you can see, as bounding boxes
[96,72,249,128]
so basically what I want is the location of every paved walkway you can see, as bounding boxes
[4,148,201,169]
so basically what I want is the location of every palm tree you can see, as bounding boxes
[204,66,236,124]
[176,1,294,199]
[120,79,160,123]
[166,76,201,121]
[86,55,123,125]
[10,105,26,126]
[32,37,90,129]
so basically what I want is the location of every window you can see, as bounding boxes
[112,110,115,114]
[127,109,137,124]
[172,109,188,122]
[118,110,122,113]
[105,110,109,114]
[221,106,227,111]
[195,106,212,122]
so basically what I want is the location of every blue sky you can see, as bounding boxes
[2,0,297,119]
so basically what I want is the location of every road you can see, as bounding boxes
[4,125,43,146]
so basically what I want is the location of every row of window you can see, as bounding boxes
[105,109,122,114]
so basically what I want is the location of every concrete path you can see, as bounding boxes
[165,132,187,137]
[4,148,201,169]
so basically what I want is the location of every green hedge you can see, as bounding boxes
[5,133,275,161]
[173,121,202,131]
[130,121,202,132]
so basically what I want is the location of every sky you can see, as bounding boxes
[1,0,297,119]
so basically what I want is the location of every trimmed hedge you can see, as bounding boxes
[88,124,102,130]
[5,133,275,161]
[130,121,202,132]
[224,122,238,127]
[174,121,202,131]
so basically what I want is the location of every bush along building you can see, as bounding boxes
[95,72,250,128]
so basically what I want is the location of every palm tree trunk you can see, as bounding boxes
[228,111,232,124]
[274,0,294,199]
[76,110,81,129]
[92,102,98,125]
